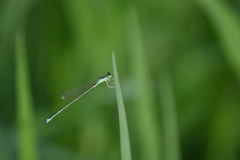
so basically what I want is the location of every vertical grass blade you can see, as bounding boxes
[112,51,132,160]
[15,30,38,160]
[159,73,181,160]
[197,0,240,81]
[126,7,160,160]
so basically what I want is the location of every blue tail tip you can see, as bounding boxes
[46,118,51,123]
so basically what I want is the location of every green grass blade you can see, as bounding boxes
[15,30,39,160]
[159,73,181,160]
[126,7,161,160]
[197,0,240,81]
[112,51,132,160]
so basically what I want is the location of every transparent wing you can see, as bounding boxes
[62,79,98,101]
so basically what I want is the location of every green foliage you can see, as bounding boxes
[125,8,161,160]
[159,73,180,160]
[15,31,38,160]
[197,0,240,81]
[1,0,240,160]
[112,51,132,160]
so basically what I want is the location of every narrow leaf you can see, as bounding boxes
[112,51,132,160]
[159,73,181,160]
[15,30,38,160]
[197,0,240,81]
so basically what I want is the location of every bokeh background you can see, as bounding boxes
[1,0,240,160]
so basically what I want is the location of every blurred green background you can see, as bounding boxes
[1,0,240,160]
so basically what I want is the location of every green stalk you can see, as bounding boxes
[159,73,181,160]
[197,0,240,81]
[15,30,38,160]
[126,7,160,160]
[112,51,132,160]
